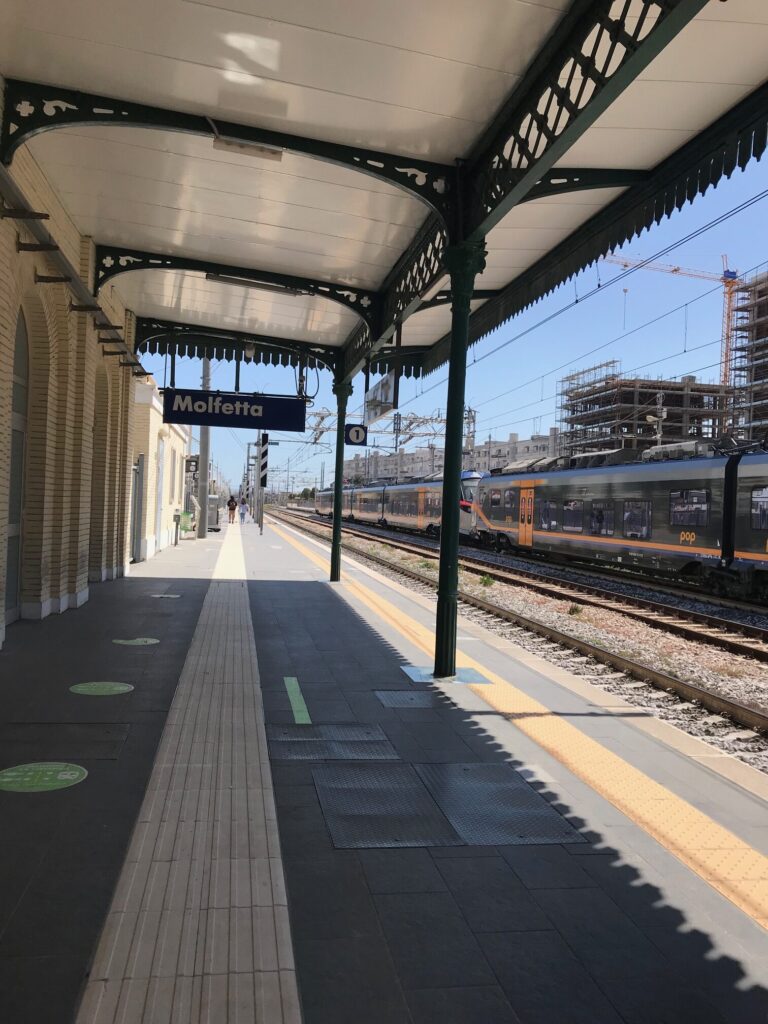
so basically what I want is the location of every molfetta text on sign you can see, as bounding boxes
[162,388,306,431]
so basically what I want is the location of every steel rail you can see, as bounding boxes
[277,508,768,658]
[268,507,768,734]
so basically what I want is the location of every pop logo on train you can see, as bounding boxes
[679,531,697,545]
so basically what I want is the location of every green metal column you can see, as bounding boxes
[330,380,352,582]
[434,240,487,677]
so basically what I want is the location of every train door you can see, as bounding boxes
[417,488,425,531]
[519,487,534,546]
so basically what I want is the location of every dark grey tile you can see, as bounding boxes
[532,888,666,980]
[374,893,495,990]
[430,846,500,860]
[359,849,448,894]
[284,853,381,940]
[498,845,597,888]
[479,931,623,1024]
[598,973,729,1024]
[0,955,86,1024]
[304,699,355,723]
[435,857,522,892]
[577,858,686,932]
[406,986,521,1024]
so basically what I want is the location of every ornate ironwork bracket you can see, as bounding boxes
[523,168,650,202]
[135,317,338,373]
[464,0,709,238]
[95,246,382,332]
[1,80,454,222]
[341,213,448,380]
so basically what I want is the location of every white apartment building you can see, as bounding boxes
[343,429,559,482]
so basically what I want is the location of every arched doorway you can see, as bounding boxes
[5,310,29,624]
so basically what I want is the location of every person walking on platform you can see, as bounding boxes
[227,495,237,524]
[239,497,247,524]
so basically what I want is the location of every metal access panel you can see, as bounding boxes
[416,763,586,846]
[313,764,462,849]
[375,691,449,709]
[266,723,399,761]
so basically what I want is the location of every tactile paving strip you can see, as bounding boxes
[416,763,586,845]
[267,723,399,761]
[312,764,462,848]
[375,691,449,708]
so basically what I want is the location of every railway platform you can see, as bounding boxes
[0,522,767,1023]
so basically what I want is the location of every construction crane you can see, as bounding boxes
[601,255,740,387]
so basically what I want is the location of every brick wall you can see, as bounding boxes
[0,76,138,645]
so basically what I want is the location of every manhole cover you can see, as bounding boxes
[0,762,88,792]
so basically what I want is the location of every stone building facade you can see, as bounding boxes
[130,380,190,562]
[0,87,137,646]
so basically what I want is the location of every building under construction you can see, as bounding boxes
[731,270,768,439]
[557,360,730,456]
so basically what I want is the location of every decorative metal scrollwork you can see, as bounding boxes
[1,80,453,222]
[383,215,447,328]
[94,246,381,329]
[470,0,680,230]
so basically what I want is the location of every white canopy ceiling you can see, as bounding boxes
[1,0,768,361]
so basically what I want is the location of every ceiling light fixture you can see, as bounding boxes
[206,116,283,162]
[205,272,303,297]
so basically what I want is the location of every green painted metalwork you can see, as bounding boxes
[463,0,709,240]
[135,317,338,374]
[330,380,352,583]
[95,246,381,330]
[424,75,768,376]
[1,80,453,220]
[433,240,487,679]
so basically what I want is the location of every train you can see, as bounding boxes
[315,471,482,537]
[315,442,768,598]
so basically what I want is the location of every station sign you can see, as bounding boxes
[163,388,306,431]
[345,423,368,446]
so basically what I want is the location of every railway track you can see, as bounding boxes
[268,507,768,735]
[274,508,768,662]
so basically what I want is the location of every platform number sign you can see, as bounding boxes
[345,423,367,446]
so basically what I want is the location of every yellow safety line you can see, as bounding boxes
[268,520,768,929]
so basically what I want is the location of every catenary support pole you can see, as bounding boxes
[434,241,487,677]
[330,380,352,582]
[196,357,211,538]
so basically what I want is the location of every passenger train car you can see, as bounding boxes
[315,472,481,538]
[472,447,768,598]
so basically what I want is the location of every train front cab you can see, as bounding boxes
[473,479,534,551]
[731,452,768,598]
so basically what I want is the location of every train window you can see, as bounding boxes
[669,489,709,527]
[622,500,652,539]
[751,487,768,530]
[562,500,583,533]
[539,500,558,531]
[504,489,516,510]
[490,489,501,509]
[590,501,614,536]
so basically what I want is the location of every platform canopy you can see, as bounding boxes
[2,1,768,381]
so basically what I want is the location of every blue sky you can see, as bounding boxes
[140,157,768,493]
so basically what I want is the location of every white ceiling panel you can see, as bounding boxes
[118,270,356,343]
[1,0,767,365]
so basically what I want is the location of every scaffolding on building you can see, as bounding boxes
[731,270,768,439]
[557,360,730,456]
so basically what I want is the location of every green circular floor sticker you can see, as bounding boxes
[70,682,134,696]
[0,762,87,792]
[113,637,159,646]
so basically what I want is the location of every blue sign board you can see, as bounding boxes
[345,423,368,446]
[163,388,306,431]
